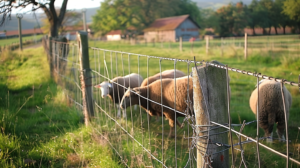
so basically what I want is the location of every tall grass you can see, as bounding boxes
[0,47,120,167]
[88,40,300,167]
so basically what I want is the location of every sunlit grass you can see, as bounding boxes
[0,46,120,167]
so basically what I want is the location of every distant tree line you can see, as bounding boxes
[91,0,201,36]
[201,0,300,37]
[91,0,300,37]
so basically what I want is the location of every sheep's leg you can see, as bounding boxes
[168,126,174,138]
[122,108,127,118]
[264,124,274,143]
[176,119,183,128]
[134,105,138,111]
[116,105,121,118]
[277,120,286,142]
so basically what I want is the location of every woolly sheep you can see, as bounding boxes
[249,79,292,143]
[120,75,193,137]
[138,69,186,121]
[94,73,144,118]
[140,69,186,87]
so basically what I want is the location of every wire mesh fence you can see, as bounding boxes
[43,32,300,168]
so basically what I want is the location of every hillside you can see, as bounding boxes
[0,7,98,31]
[195,0,252,9]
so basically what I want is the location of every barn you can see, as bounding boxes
[143,15,200,42]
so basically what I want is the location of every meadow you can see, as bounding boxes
[84,37,300,167]
[0,48,121,167]
[0,35,44,47]
[0,34,300,167]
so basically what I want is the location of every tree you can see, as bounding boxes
[91,0,201,35]
[282,0,300,29]
[42,9,82,35]
[0,0,68,37]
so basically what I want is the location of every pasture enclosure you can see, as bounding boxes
[43,32,300,167]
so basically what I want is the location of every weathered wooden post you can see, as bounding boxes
[193,61,229,168]
[179,36,182,52]
[77,31,95,126]
[206,36,209,55]
[244,33,248,60]
[221,37,223,57]
[17,14,23,51]
[48,37,54,79]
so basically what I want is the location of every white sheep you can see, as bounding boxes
[249,79,292,143]
[94,73,143,118]
[120,75,193,137]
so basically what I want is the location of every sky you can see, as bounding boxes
[12,0,103,14]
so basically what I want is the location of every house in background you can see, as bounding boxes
[143,15,200,42]
[106,30,125,41]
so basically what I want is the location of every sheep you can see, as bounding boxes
[120,75,193,137]
[139,69,186,121]
[140,69,186,87]
[249,79,292,143]
[94,73,143,118]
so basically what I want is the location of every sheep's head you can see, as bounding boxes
[120,87,141,110]
[94,81,112,98]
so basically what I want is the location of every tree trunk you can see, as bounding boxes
[252,26,256,36]
[275,26,278,35]
[50,21,59,37]
[263,28,267,35]
[283,26,286,34]
[268,27,271,35]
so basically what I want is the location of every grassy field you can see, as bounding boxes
[1,36,300,167]
[0,48,121,167]
[0,35,44,47]
[84,39,300,167]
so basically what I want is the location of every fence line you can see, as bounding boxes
[44,32,300,168]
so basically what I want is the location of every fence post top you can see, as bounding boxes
[77,31,88,36]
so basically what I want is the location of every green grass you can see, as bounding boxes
[87,39,300,167]
[0,35,44,47]
[0,47,120,167]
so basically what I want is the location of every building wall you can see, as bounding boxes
[175,19,199,41]
[107,34,121,41]
[144,30,176,42]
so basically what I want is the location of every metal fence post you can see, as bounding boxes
[77,31,95,126]
[193,61,229,168]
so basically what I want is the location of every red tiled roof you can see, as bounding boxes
[106,30,123,35]
[144,15,199,32]
[6,28,43,36]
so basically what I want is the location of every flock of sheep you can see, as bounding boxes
[94,61,292,142]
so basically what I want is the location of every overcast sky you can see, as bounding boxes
[12,0,103,14]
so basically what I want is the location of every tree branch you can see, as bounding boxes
[58,0,68,25]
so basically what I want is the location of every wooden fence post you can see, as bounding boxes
[221,37,223,57]
[77,31,95,126]
[179,36,182,52]
[192,61,229,168]
[244,33,248,60]
[206,36,209,55]
[48,37,54,79]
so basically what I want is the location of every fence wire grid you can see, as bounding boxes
[43,34,300,168]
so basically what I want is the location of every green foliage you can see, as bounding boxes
[91,0,202,35]
[283,0,300,22]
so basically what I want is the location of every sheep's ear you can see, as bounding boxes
[108,83,112,87]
